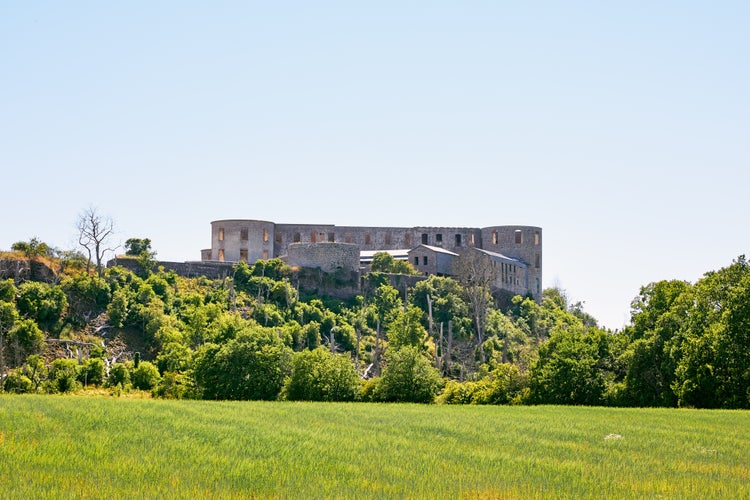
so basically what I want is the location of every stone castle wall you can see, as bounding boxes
[202,219,543,300]
[285,243,360,274]
[108,258,236,280]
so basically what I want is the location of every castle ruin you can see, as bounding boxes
[202,220,543,300]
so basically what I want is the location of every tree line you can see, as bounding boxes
[1,235,748,408]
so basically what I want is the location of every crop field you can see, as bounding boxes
[0,395,748,498]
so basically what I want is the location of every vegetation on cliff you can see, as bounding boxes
[1,236,749,409]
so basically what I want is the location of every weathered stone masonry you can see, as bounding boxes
[202,219,543,300]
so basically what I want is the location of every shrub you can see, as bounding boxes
[16,282,68,325]
[282,347,360,402]
[438,380,482,405]
[377,346,443,403]
[3,371,33,393]
[193,328,293,400]
[107,363,131,389]
[7,319,45,366]
[78,358,106,387]
[48,359,81,393]
[153,371,193,399]
[131,361,161,391]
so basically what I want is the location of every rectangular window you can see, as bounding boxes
[328,232,335,242]
[311,232,317,243]
[455,234,462,247]
[422,233,428,244]
[345,233,352,243]
[436,233,443,243]
[240,249,248,262]
[385,233,392,245]
[218,228,225,241]
[414,256,419,266]
[365,233,371,245]
[469,234,475,247]
[423,256,428,266]
[535,254,540,269]
[263,250,268,260]
[535,231,540,246]
[240,228,248,241]
[275,232,282,244]
[263,228,269,242]
[218,248,225,262]
[293,232,301,243]
[515,230,522,244]
[405,233,412,246]
[492,231,498,245]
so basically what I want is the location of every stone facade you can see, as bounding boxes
[203,219,543,300]
[408,245,459,276]
[285,243,360,274]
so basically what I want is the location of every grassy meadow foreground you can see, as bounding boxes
[1,396,747,498]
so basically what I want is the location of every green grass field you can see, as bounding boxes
[0,395,747,498]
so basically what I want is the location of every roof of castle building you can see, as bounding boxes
[410,245,460,257]
[359,249,410,263]
[472,248,527,267]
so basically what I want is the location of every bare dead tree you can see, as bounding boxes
[77,206,117,276]
[453,250,497,364]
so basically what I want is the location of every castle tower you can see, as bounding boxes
[207,219,276,263]
[480,226,542,300]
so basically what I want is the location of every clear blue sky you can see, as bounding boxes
[2,2,748,329]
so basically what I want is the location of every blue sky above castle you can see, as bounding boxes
[2,2,748,329]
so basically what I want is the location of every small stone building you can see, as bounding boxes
[408,245,458,276]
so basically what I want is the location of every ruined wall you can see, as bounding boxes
[481,226,542,300]
[273,224,482,256]
[203,220,542,300]
[285,243,359,274]
[209,219,275,263]
[108,258,235,280]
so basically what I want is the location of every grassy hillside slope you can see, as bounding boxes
[1,396,747,498]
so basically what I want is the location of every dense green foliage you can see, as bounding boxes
[1,235,749,408]
[369,251,419,275]
[282,347,360,401]
[1,396,747,498]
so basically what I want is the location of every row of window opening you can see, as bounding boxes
[219,227,539,248]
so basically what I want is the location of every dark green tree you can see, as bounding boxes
[131,361,162,391]
[124,238,153,256]
[619,280,692,407]
[193,328,292,400]
[78,357,106,387]
[48,359,80,393]
[16,282,68,326]
[7,319,45,367]
[528,326,611,406]
[11,237,52,257]
[388,304,430,351]
[673,256,750,408]
[107,363,131,389]
[0,279,16,303]
[377,346,443,403]
[283,347,360,401]
[370,252,419,275]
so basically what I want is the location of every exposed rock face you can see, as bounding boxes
[0,258,57,282]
